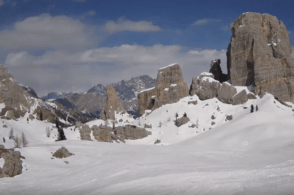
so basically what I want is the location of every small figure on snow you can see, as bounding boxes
[256,105,259,112]
[27,117,29,123]
[3,137,5,143]
[250,104,254,113]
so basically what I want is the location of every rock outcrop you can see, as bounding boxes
[209,59,229,83]
[190,73,256,104]
[0,145,23,178]
[100,86,126,120]
[52,147,73,159]
[190,72,221,99]
[227,12,294,102]
[138,64,189,115]
[176,116,190,127]
[92,124,151,143]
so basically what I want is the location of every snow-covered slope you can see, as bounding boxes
[1,93,294,194]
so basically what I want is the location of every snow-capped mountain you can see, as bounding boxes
[43,75,156,117]
[42,92,74,101]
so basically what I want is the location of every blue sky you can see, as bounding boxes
[0,0,293,95]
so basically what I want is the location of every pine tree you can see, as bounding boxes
[21,132,28,147]
[14,135,21,148]
[40,112,43,121]
[46,127,50,137]
[175,113,178,126]
[9,128,14,140]
[183,112,187,117]
[196,119,199,128]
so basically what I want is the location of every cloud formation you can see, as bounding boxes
[5,44,227,96]
[193,19,222,26]
[103,17,161,33]
[0,14,97,50]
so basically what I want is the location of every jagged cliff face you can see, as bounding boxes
[0,65,95,124]
[138,64,189,116]
[0,65,38,117]
[227,12,294,102]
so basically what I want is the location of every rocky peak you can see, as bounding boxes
[227,12,294,101]
[100,85,126,120]
[209,59,229,83]
[138,64,189,116]
[87,84,106,95]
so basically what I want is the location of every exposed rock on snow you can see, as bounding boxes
[52,147,73,159]
[92,124,151,143]
[100,86,126,121]
[176,116,190,127]
[209,59,229,83]
[0,145,23,178]
[190,75,221,100]
[138,64,189,115]
[5,110,16,120]
[228,12,294,102]
[28,114,35,120]
[231,90,248,105]
[226,115,233,121]
[218,82,238,104]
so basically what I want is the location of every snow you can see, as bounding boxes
[1,94,294,194]
[138,87,155,93]
[158,63,178,70]
[164,88,169,91]
[239,24,245,28]
[200,72,213,77]
[151,95,155,98]
[171,84,177,87]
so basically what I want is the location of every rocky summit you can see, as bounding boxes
[138,64,189,116]
[100,85,126,120]
[227,12,294,102]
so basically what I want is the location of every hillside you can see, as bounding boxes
[0,93,294,194]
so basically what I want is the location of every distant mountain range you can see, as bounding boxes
[42,75,157,117]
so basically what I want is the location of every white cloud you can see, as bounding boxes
[4,44,227,96]
[193,19,222,26]
[103,17,161,33]
[193,19,210,26]
[0,14,97,50]
[88,10,96,16]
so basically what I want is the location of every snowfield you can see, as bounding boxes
[1,93,294,194]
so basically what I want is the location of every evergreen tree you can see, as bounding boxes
[183,112,187,117]
[40,112,43,121]
[21,132,28,147]
[175,113,178,126]
[256,105,259,111]
[9,128,14,140]
[3,137,5,143]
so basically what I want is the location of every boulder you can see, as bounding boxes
[138,64,189,116]
[92,125,113,142]
[217,82,237,104]
[190,74,221,100]
[188,100,198,105]
[247,93,257,99]
[232,90,248,105]
[52,147,73,159]
[176,116,190,127]
[154,139,161,144]
[209,59,229,82]
[0,145,23,178]
[144,124,152,129]
[5,110,15,120]
[79,124,92,141]
[28,114,35,120]
[226,115,233,121]
[227,12,294,102]
[100,86,126,120]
